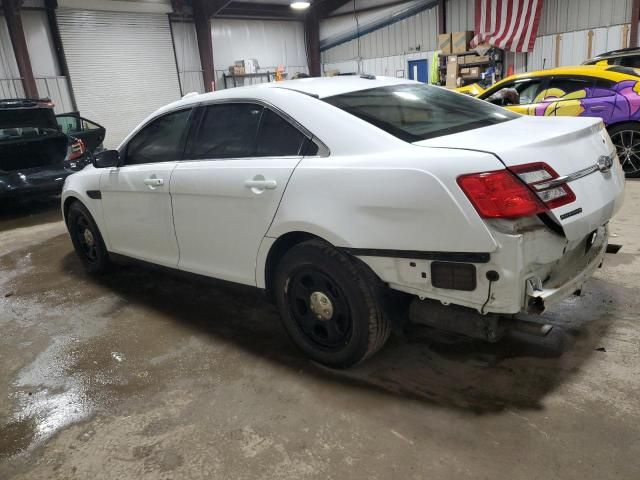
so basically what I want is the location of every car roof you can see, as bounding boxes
[176,75,416,106]
[590,47,640,60]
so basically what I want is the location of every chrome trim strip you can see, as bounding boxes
[533,164,600,190]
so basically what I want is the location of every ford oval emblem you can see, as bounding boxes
[597,155,613,173]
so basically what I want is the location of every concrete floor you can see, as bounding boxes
[1,183,639,480]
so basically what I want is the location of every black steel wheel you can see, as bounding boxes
[609,122,640,178]
[66,201,110,273]
[274,239,390,368]
[287,267,352,350]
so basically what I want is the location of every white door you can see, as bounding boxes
[100,108,192,266]
[171,104,310,285]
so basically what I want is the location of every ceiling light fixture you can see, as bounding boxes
[290,1,310,10]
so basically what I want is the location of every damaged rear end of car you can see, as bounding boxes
[0,99,78,199]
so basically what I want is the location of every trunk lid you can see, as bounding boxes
[415,115,625,241]
[0,102,68,172]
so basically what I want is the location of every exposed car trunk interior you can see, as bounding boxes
[0,132,68,172]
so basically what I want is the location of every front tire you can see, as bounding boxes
[66,201,110,274]
[608,122,640,178]
[274,240,390,368]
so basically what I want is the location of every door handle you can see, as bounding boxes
[244,179,277,190]
[144,178,164,189]
[590,106,605,112]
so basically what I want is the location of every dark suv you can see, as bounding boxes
[0,98,105,199]
[584,47,640,68]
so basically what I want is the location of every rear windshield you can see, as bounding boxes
[324,84,517,142]
[0,107,59,141]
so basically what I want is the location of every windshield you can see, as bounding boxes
[324,84,518,142]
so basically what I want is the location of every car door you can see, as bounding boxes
[99,108,192,267]
[171,102,311,285]
[535,76,598,119]
[56,113,106,153]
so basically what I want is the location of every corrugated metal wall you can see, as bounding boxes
[322,0,636,77]
[323,50,435,77]
[528,24,631,70]
[538,0,632,35]
[445,0,474,32]
[211,18,308,89]
[321,5,438,64]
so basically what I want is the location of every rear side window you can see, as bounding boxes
[324,84,517,142]
[190,104,263,159]
[255,109,305,156]
[125,109,191,165]
[189,104,308,159]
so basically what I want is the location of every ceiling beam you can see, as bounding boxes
[313,0,352,18]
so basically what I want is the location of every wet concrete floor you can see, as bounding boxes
[1,184,639,479]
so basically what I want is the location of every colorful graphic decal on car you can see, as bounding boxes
[526,80,640,124]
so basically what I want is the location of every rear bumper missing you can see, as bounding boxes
[525,225,608,313]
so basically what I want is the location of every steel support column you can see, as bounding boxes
[44,0,77,110]
[305,9,321,77]
[631,0,640,49]
[193,0,216,92]
[4,0,39,98]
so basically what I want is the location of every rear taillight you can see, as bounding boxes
[458,163,576,219]
[67,139,85,161]
[457,170,547,218]
[510,162,576,210]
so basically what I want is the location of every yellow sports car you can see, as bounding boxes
[475,65,640,177]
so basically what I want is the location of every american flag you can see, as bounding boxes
[470,0,544,53]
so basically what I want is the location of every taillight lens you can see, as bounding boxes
[458,162,576,219]
[67,139,85,160]
[457,170,547,218]
[510,162,576,210]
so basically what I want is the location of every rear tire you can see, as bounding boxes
[608,122,640,178]
[66,201,110,274]
[273,240,390,368]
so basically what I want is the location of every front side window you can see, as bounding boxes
[325,84,517,142]
[125,109,191,165]
[482,78,545,106]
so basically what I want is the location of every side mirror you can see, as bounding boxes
[93,149,119,168]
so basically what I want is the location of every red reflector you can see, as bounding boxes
[457,170,548,218]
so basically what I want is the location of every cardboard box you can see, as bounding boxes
[445,55,459,88]
[451,31,474,53]
[461,66,481,78]
[243,58,259,74]
[438,33,452,54]
[229,65,245,75]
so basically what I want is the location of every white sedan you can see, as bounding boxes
[62,76,625,367]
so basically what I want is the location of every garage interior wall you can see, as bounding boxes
[0,9,73,112]
[211,18,308,89]
[170,19,204,94]
[321,0,636,78]
[56,8,182,148]
[320,1,439,77]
